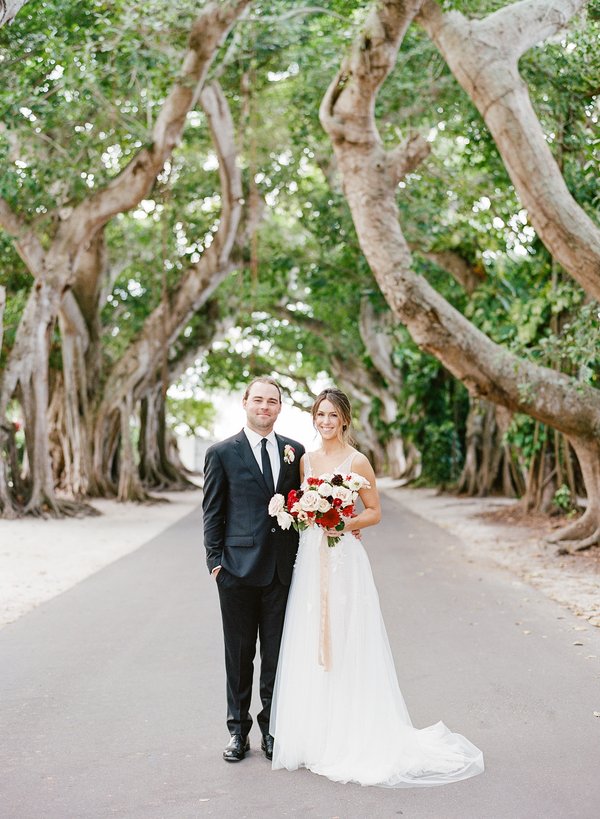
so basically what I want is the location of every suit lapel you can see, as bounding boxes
[234,430,272,498]
[275,434,288,493]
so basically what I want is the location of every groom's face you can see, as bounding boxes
[243,382,282,435]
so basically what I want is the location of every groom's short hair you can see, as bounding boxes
[243,376,282,403]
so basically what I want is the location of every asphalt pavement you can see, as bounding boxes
[1,493,599,819]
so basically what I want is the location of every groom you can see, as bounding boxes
[203,377,304,762]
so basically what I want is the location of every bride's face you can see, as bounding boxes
[315,399,343,443]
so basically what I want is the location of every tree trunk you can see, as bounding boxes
[91,407,120,498]
[417,0,600,302]
[55,293,94,498]
[355,400,387,476]
[320,0,600,548]
[93,82,243,491]
[283,299,417,482]
[550,436,600,553]
[0,277,76,516]
[0,287,14,514]
[0,2,251,517]
[0,0,29,27]
[116,393,148,503]
[139,384,194,490]
[411,247,485,295]
[457,399,516,497]
[0,285,4,351]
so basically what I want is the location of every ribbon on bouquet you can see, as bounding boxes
[318,531,332,671]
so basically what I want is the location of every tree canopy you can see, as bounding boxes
[0,1,598,550]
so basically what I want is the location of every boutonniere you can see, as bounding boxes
[283,444,295,464]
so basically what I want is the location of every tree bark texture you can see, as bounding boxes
[457,398,517,497]
[0,286,4,353]
[138,385,193,490]
[116,392,147,503]
[320,0,600,547]
[417,0,600,301]
[0,2,250,515]
[551,436,600,552]
[411,246,485,295]
[92,83,243,499]
[358,300,419,480]
[0,0,28,27]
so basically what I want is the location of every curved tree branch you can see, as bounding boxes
[320,0,600,468]
[0,0,29,27]
[417,0,600,300]
[96,80,243,418]
[358,299,403,392]
[62,0,252,251]
[410,245,485,294]
[0,197,44,272]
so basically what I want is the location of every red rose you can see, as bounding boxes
[332,498,343,508]
[287,489,303,508]
[307,477,322,486]
[341,505,355,517]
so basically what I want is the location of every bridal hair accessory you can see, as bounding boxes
[283,444,295,464]
[268,472,370,548]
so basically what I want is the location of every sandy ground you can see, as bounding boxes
[384,484,600,629]
[1,481,599,633]
[0,489,203,629]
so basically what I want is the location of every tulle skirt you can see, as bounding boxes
[270,526,484,787]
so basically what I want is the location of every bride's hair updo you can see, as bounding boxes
[312,388,353,444]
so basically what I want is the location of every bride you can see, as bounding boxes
[270,387,484,788]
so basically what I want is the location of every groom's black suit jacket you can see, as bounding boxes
[203,430,305,586]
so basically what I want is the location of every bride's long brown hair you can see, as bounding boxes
[311,388,354,444]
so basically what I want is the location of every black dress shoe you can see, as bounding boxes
[223,734,250,762]
[261,734,274,761]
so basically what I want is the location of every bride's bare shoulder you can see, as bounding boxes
[350,450,375,476]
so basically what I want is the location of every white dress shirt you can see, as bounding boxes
[244,426,280,489]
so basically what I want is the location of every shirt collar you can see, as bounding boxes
[244,427,277,449]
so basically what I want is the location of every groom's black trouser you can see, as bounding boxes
[217,568,289,738]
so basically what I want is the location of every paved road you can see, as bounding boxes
[1,493,599,819]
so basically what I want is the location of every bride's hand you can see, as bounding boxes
[324,523,346,537]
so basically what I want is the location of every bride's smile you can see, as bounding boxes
[315,400,343,442]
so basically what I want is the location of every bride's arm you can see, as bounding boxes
[299,453,306,485]
[339,452,381,533]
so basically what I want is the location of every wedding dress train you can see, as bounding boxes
[270,453,484,788]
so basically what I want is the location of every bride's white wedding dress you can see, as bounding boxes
[270,452,484,788]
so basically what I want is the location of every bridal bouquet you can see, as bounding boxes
[268,472,370,547]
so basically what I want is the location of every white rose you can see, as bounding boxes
[268,494,286,516]
[276,511,294,530]
[332,486,353,505]
[347,473,370,491]
[317,482,333,497]
[299,490,321,511]
[317,496,331,513]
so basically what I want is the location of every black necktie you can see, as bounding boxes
[261,437,275,494]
